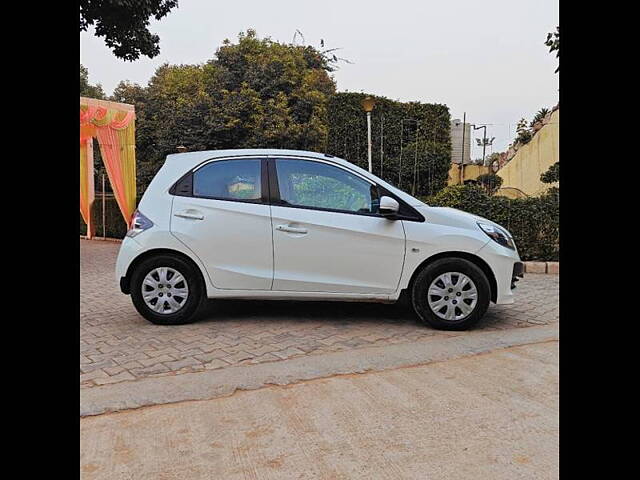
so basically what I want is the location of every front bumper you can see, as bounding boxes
[476,241,522,305]
[511,261,524,289]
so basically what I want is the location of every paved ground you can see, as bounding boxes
[80,341,559,480]
[80,239,559,388]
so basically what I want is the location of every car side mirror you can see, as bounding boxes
[379,196,400,218]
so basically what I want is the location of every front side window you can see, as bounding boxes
[275,159,379,214]
[193,159,262,201]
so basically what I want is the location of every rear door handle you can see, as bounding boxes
[174,210,204,220]
[276,224,308,234]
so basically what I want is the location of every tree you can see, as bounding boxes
[80,0,179,61]
[545,26,559,73]
[530,108,550,128]
[110,81,155,192]
[80,64,105,99]
[540,162,559,184]
[485,152,502,169]
[126,31,337,192]
[111,81,147,105]
[514,118,532,145]
[476,173,503,194]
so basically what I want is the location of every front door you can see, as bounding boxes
[270,158,405,294]
[170,158,273,290]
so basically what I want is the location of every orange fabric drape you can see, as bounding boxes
[79,138,95,238]
[80,98,136,237]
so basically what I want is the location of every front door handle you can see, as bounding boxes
[276,224,308,234]
[174,210,204,220]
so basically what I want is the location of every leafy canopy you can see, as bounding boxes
[545,26,559,73]
[540,162,559,184]
[80,64,105,99]
[80,0,179,61]
[475,173,503,194]
[119,30,337,190]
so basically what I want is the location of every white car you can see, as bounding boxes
[116,149,523,330]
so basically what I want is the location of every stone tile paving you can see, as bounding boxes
[80,240,559,388]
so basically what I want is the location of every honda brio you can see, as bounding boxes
[116,149,523,330]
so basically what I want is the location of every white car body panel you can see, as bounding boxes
[171,196,273,290]
[271,205,405,294]
[116,149,521,306]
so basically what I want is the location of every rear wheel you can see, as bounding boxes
[130,254,206,325]
[411,258,491,330]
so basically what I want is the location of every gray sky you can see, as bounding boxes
[80,0,559,156]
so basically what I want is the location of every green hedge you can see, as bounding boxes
[325,92,451,197]
[426,185,559,261]
[80,196,135,239]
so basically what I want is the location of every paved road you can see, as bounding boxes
[80,341,559,480]
[80,240,559,388]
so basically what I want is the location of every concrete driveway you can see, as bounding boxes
[81,341,559,480]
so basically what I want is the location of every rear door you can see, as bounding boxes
[270,158,406,294]
[170,157,273,290]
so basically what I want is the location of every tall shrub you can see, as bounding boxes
[325,92,451,197]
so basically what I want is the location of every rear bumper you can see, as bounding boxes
[115,236,144,295]
[119,276,130,294]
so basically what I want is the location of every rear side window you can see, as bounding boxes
[193,159,262,201]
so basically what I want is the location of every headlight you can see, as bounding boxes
[477,222,515,250]
[126,210,154,238]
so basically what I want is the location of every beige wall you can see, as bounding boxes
[447,163,491,186]
[496,109,559,197]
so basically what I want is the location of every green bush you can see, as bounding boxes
[80,196,136,239]
[426,184,559,261]
[475,173,503,194]
[540,162,559,184]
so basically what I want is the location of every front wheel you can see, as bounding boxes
[130,254,206,325]
[411,258,491,331]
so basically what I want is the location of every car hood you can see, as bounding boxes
[416,205,508,232]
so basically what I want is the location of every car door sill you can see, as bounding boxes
[206,290,396,302]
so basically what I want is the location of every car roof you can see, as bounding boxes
[166,149,341,166]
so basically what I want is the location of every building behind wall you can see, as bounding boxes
[450,119,471,165]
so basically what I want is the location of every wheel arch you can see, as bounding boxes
[121,248,208,295]
[406,251,498,303]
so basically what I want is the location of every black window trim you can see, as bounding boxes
[170,157,269,206]
[169,154,424,222]
[268,157,424,222]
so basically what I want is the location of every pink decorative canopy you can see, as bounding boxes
[80,97,136,238]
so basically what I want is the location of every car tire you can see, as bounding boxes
[411,258,491,331]
[130,254,206,325]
